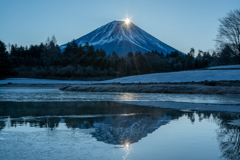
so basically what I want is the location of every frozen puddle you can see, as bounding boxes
[0,101,239,160]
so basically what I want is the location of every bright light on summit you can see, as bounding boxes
[125,18,130,25]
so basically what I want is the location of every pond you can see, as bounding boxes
[1,87,240,104]
[0,101,239,160]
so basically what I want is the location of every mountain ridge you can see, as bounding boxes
[60,20,183,55]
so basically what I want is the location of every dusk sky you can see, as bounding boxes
[1,0,240,54]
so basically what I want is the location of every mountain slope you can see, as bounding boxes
[60,21,183,55]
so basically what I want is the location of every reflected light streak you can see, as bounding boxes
[119,93,135,101]
[125,142,130,147]
[123,142,131,160]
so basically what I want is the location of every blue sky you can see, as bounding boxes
[0,0,240,54]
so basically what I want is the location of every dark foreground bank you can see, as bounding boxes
[60,81,240,94]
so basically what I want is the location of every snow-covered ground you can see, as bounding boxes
[207,64,240,69]
[103,69,240,83]
[0,78,94,84]
[1,69,240,84]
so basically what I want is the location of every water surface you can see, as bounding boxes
[0,101,239,160]
[1,87,240,104]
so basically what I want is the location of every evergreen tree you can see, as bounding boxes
[99,49,106,57]
[0,40,11,77]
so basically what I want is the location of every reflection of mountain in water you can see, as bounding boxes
[0,101,176,145]
[91,115,171,145]
[0,114,172,145]
[1,101,240,159]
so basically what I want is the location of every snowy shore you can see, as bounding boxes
[1,66,240,94]
[1,68,240,85]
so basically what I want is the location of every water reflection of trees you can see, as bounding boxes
[217,125,240,160]
[0,101,183,130]
[0,121,5,130]
[186,111,240,160]
[0,101,240,159]
[0,101,185,143]
[215,114,240,160]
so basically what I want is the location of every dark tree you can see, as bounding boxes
[0,40,11,77]
[186,48,195,70]
[216,8,240,63]
[218,45,234,65]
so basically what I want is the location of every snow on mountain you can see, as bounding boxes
[79,115,172,145]
[60,21,182,55]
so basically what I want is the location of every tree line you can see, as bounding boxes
[0,37,237,79]
[0,8,239,79]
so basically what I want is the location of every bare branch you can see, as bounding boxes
[216,8,240,63]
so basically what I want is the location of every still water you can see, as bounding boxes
[0,101,239,160]
[1,87,240,104]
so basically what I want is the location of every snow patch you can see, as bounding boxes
[208,65,240,69]
[1,69,240,85]
[102,69,240,83]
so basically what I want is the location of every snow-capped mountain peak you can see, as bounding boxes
[60,20,182,55]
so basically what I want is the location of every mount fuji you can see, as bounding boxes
[60,20,183,55]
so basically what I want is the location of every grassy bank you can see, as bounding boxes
[60,81,240,94]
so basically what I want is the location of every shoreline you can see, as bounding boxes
[1,80,240,94]
[60,84,240,94]
[117,101,240,113]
